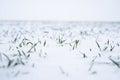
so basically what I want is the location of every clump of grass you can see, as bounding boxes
[104,40,115,51]
[13,56,25,67]
[110,45,115,51]
[23,50,30,58]
[97,40,115,52]
[27,41,41,53]
[3,53,14,68]
[2,53,26,68]
[57,36,66,44]
[27,44,37,53]
[75,40,79,48]
[19,38,29,47]
[16,47,30,59]
[72,40,80,50]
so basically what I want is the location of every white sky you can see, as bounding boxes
[0,0,120,21]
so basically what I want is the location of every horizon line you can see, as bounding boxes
[0,20,120,23]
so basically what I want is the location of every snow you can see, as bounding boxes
[0,21,120,80]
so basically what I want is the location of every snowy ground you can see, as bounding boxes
[0,21,120,80]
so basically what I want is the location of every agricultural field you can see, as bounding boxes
[0,21,120,80]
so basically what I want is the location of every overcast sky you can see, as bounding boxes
[0,0,120,21]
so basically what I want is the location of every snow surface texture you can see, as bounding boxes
[0,21,120,80]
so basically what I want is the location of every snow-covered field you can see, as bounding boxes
[0,21,120,80]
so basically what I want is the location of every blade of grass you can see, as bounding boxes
[43,40,46,46]
[96,41,101,51]
[89,56,97,71]
[109,56,120,68]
